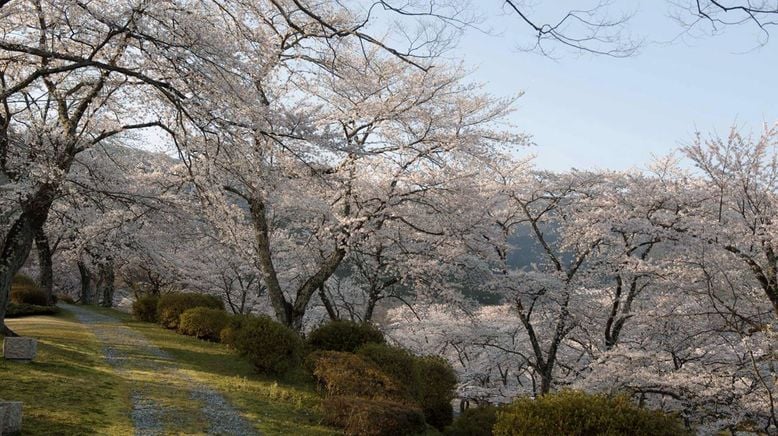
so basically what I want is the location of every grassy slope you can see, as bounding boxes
[2,308,338,435]
[0,311,133,435]
[82,306,337,435]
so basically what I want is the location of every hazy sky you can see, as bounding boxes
[449,2,778,171]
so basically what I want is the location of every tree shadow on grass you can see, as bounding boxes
[1,362,130,435]
[1,316,133,435]
[123,320,335,434]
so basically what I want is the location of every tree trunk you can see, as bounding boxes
[538,367,553,395]
[363,293,378,323]
[237,284,247,314]
[362,279,397,323]
[318,285,338,321]
[767,284,778,318]
[0,208,50,335]
[99,261,115,307]
[78,261,92,305]
[249,195,346,331]
[35,229,54,305]
[249,197,294,326]
[0,216,37,335]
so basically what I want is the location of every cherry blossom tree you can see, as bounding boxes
[682,125,778,317]
[170,14,523,329]
[0,0,185,333]
[388,154,776,432]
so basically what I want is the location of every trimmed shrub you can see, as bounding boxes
[10,275,48,306]
[355,344,458,429]
[493,390,690,436]
[10,287,49,306]
[306,320,385,353]
[310,351,407,401]
[132,294,160,322]
[6,303,60,318]
[445,405,499,436]
[231,315,303,375]
[416,355,458,430]
[11,274,37,290]
[178,307,230,341]
[219,314,250,348]
[57,294,76,304]
[323,396,427,436]
[156,292,223,329]
[356,343,420,398]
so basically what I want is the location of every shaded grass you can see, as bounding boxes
[0,311,133,435]
[89,306,339,435]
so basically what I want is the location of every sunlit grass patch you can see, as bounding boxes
[1,311,133,435]
[90,306,338,435]
[2,306,340,435]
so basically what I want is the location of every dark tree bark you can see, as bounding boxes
[99,261,115,307]
[0,217,35,335]
[249,195,345,331]
[361,278,398,323]
[0,185,57,335]
[363,290,378,323]
[78,261,92,305]
[35,229,54,305]
[318,284,339,321]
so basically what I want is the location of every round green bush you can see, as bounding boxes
[11,274,38,290]
[416,355,458,430]
[445,405,499,436]
[231,315,303,375]
[10,275,48,306]
[310,351,407,401]
[6,303,60,318]
[323,396,427,436]
[493,390,690,436]
[355,344,458,429]
[357,343,420,398]
[307,320,385,353]
[220,314,250,348]
[132,294,160,322]
[156,292,224,329]
[178,307,230,341]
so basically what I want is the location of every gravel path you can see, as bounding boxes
[65,304,258,436]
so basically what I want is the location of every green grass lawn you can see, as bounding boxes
[2,307,339,435]
[89,306,338,435]
[0,311,133,435]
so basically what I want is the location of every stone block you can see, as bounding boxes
[3,337,37,362]
[0,401,22,435]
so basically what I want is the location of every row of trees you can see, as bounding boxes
[0,1,776,433]
[387,129,778,432]
[0,0,526,330]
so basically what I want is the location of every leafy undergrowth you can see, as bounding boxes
[88,306,338,435]
[0,311,133,435]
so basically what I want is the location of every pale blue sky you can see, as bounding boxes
[450,2,778,171]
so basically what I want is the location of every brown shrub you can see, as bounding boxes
[156,292,223,329]
[323,396,426,436]
[132,294,160,322]
[310,351,407,401]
